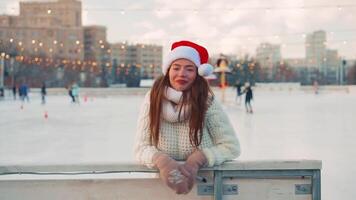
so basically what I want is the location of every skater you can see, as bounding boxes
[67,84,75,103]
[234,80,242,104]
[12,84,17,100]
[19,83,30,102]
[243,82,253,113]
[313,80,319,95]
[135,40,241,195]
[41,82,47,104]
[71,83,80,104]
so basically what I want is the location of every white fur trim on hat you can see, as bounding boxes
[198,63,214,77]
[162,46,200,75]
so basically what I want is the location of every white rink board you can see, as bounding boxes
[0,177,311,200]
[223,178,311,200]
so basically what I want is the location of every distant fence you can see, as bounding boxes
[1,85,355,98]
[0,160,321,200]
[254,83,353,93]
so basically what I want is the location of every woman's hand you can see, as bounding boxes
[153,153,190,194]
[179,150,207,191]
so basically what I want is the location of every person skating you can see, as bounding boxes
[234,80,242,104]
[243,82,253,113]
[67,84,75,103]
[41,82,47,104]
[12,84,17,100]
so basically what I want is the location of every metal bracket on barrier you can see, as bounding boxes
[198,184,238,196]
[295,184,312,194]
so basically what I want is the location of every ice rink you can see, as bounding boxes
[0,87,355,200]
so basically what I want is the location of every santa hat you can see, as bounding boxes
[162,41,214,77]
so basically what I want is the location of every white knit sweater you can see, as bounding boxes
[134,91,241,167]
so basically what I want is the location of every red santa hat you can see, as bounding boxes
[162,41,214,77]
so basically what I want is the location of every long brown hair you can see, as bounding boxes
[149,73,214,148]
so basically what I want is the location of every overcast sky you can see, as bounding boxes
[1,0,355,59]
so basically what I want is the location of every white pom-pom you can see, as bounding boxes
[198,63,213,76]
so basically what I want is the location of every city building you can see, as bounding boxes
[255,43,281,80]
[305,30,341,84]
[284,58,307,68]
[83,26,111,86]
[305,30,326,69]
[325,49,339,84]
[0,0,84,60]
[256,43,281,68]
[111,42,162,79]
[83,26,111,66]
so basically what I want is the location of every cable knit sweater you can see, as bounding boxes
[134,91,241,167]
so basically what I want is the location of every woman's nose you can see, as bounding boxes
[178,69,186,76]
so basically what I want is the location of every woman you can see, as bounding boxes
[134,41,241,194]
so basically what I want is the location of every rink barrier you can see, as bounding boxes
[2,85,354,98]
[0,160,321,200]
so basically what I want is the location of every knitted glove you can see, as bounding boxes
[153,152,190,194]
[179,150,207,191]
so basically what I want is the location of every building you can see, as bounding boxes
[19,0,82,28]
[111,42,162,79]
[324,49,340,84]
[305,30,326,70]
[0,0,84,60]
[284,58,307,68]
[305,30,341,84]
[255,43,281,80]
[83,26,110,65]
[256,43,281,68]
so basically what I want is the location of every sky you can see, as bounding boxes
[0,0,356,59]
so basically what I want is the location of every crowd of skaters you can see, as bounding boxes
[9,81,81,105]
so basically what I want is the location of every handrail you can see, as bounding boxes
[0,160,321,176]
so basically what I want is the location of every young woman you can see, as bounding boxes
[134,41,241,194]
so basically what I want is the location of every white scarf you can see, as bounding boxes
[162,87,191,122]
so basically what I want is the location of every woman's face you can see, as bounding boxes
[168,59,197,91]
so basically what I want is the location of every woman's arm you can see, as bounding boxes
[134,91,160,168]
[201,98,241,167]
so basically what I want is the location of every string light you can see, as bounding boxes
[32,4,354,13]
